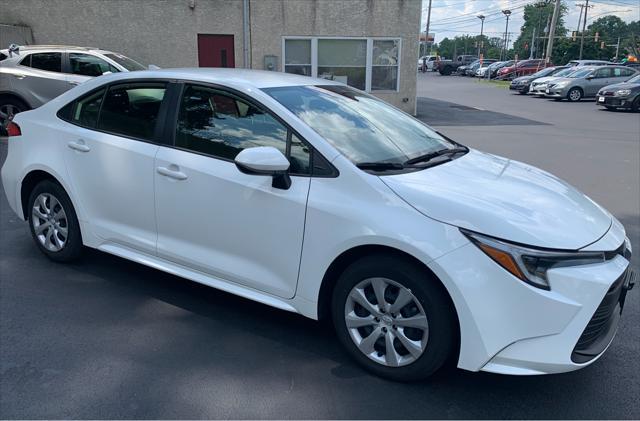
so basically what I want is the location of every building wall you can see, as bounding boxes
[250,0,420,113]
[1,0,420,113]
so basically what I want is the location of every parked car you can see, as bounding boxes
[486,60,513,78]
[596,72,640,111]
[566,59,613,67]
[2,68,635,381]
[509,66,568,94]
[437,55,477,75]
[529,67,578,95]
[418,55,438,71]
[0,44,147,132]
[497,59,549,80]
[466,59,497,76]
[545,65,639,101]
[455,59,480,76]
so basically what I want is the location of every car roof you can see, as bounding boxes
[1,44,113,56]
[86,68,344,89]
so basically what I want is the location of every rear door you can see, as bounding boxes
[587,67,612,96]
[61,81,169,254]
[18,52,69,103]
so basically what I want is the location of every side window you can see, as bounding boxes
[289,133,311,174]
[72,89,105,127]
[69,53,118,76]
[595,68,611,78]
[97,83,166,140]
[25,52,62,72]
[175,85,284,159]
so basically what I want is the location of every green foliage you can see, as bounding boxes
[512,1,568,60]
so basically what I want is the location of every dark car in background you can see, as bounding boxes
[596,72,640,111]
[510,66,568,94]
[437,55,478,75]
[466,59,498,76]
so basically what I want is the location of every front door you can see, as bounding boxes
[197,34,235,68]
[154,84,311,298]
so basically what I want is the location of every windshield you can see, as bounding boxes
[568,68,593,78]
[627,74,640,83]
[264,85,454,165]
[104,53,146,71]
[553,68,574,77]
[530,67,555,78]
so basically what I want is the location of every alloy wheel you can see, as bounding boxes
[568,89,582,101]
[344,277,429,367]
[31,193,68,252]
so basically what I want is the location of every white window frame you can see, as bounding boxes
[282,36,401,93]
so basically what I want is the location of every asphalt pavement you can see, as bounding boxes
[1,72,638,419]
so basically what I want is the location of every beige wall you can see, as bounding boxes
[1,0,420,113]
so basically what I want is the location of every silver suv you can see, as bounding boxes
[0,44,146,131]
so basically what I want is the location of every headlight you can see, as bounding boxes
[615,89,631,96]
[461,229,606,290]
[554,81,569,88]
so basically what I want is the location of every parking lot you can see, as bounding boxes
[1,72,638,419]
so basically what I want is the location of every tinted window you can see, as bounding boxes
[24,52,62,72]
[265,85,453,165]
[595,68,612,78]
[177,86,278,157]
[97,84,166,140]
[71,89,105,127]
[69,53,117,76]
[614,67,635,77]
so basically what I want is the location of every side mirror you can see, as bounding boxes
[585,75,594,80]
[234,146,291,190]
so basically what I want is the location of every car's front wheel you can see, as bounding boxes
[567,87,583,102]
[331,254,457,381]
[28,180,83,262]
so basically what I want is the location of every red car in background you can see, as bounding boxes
[497,59,551,80]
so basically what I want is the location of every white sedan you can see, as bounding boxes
[1,68,635,380]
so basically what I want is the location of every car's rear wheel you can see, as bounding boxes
[567,87,583,102]
[0,97,29,136]
[28,180,83,262]
[331,254,456,381]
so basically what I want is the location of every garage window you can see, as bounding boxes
[283,37,401,92]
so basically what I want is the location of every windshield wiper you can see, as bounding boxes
[404,146,468,166]
[356,162,406,171]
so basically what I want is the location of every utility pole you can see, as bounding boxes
[579,0,590,59]
[576,3,584,33]
[615,36,620,60]
[425,0,433,55]
[477,15,485,57]
[534,2,547,59]
[529,28,536,59]
[545,0,561,62]
[502,9,511,60]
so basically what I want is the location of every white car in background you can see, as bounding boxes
[1,68,635,381]
[418,55,438,71]
[529,67,578,95]
[0,44,147,131]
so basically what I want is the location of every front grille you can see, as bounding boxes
[571,269,633,363]
[604,91,614,96]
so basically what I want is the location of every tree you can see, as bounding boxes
[512,1,568,61]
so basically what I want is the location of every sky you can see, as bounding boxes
[422,0,640,45]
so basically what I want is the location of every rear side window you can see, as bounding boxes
[22,52,62,72]
[73,89,105,127]
[69,53,118,76]
[97,84,166,140]
[0,52,7,61]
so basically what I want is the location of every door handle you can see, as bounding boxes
[157,166,188,180]
[67,140,91,152]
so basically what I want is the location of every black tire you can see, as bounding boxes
[567,87,583,102]
[27,180,83,262]
[604,105,617,111]
[440,66,452,76]
[331,254,457,382]
[632,96,640,112]
[0,97,29,136]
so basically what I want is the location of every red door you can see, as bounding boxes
[197,34,235,68]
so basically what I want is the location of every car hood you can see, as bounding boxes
[532,75,561,84]
[601,81,640,91]
[382,150,612,250]
[513,76,533,83]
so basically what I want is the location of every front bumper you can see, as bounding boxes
[510,83,530,92]
[544,86,568,98]
[596,94,635,108]
[428,221,633,375]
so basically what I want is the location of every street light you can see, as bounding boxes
[502,9,512,60]
[477,15,485,57]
